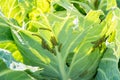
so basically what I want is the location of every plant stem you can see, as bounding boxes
[55,46,68,80]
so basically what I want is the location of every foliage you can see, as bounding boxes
[0,0,120,80]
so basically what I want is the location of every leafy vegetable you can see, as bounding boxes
[0,0,120,80]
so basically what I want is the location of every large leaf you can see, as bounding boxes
[63,10,105,80]
[47,9,107,80]
[95,7,120,80]
[0,49,39,80]
[11,29,60,79]
[95,47,120,80]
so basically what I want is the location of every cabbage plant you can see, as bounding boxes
[0,0,120,80]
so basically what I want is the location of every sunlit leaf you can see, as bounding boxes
[107,0,117,10]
